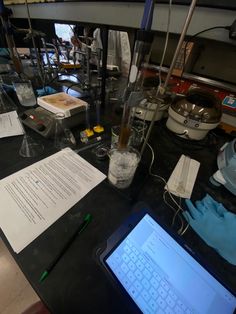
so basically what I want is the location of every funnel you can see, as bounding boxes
[54,113,76,149]
[19,134,44,157]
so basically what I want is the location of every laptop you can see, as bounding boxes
[100,207,236,314]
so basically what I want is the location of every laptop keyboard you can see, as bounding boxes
[107,238,194,314]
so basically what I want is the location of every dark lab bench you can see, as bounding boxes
[0,117,236,314]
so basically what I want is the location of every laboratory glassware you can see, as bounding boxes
[13,80,36,107]
[19,133,44,157]
[108,147,140,189]
[54,112,76,149]
[0,84,17,113]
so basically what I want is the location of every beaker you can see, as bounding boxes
[108,147,140,189]
[0,84,17,113]
[111,125,133,149]
[54,113,76,149]
[13,80,36,107]
[131,120,147,148]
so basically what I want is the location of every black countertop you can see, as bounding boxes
[0,97,236,313]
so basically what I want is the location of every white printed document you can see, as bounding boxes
[0,111,24,138]
[0,148,106,253]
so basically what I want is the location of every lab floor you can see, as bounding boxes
[0,238,39,314]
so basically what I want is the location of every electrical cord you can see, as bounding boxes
[134,0,171,122]
[180,222,189,236]
[172,130,188,136]
[134,91,189,233]
[163,191,184,232]
[161,122,219,151]
[61,73,82,82]
[65,82,81,94]
[45,72,82,87]
[148,142,184,234]
[147,141,189,235]
[181,25,230,79]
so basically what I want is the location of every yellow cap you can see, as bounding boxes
[93,125,104,133]
[84,128,94,137]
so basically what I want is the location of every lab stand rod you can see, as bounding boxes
[85,45,91,87]
[100,27,108,108]
[118,28,153,149]
[163,0,198,89]
[0,0,22,73]
[0,17,21,73]
[140,0,198,156]
[41,38,52,72]
[25,0,43,80]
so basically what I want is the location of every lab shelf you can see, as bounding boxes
[7,2,236,44]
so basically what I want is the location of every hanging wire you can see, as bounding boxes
[147,141,189,235]
[141,0,198,157]
[134,0,189,234]
[163,190,184,233]
[180,25,230,80]
[65,82,82,94]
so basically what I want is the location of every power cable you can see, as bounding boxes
[181,25,230,79]
[66,82,81,94]
[147,141,189,235]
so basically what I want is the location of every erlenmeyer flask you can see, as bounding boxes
[19,134,44,157]
[54,113,76,149]
[0,84,17,113]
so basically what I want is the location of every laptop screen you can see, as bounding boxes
[105,214,236,314]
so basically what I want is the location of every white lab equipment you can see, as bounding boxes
[210,139,236,196]
[166,88,221,140]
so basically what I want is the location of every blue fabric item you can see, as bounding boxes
[183,194,236,265]
[2,83,14,92]
[0,48,10,64]
[36,86,57,97]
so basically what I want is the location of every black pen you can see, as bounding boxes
[39,213,92,282]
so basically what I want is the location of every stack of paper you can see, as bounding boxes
[0,148,106,253]
[0,111,24,138]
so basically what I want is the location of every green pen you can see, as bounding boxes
[39,213,92,283]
